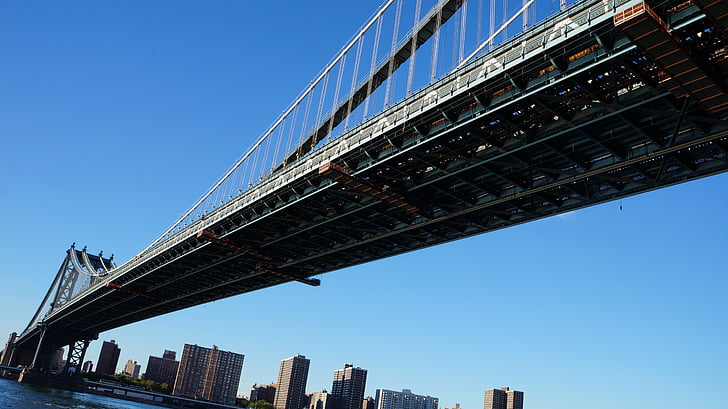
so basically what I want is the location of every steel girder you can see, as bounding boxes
[16,0,728,346]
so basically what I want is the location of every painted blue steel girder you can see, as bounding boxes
[14,0,728,353]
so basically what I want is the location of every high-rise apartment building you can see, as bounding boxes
[484,388,523,409]
[273,354,310,409]
[308,390,331,409]
[96,340,121,375]
[251,383,278,404]
[49,348,65,372]
[375,389,438,409]
[123,359,141,378]
[82,361,93,373]
[505,389,523,409]
[363,397,377,409]
[174,344,245,405]
[331,364,367,409]
[145,349,179,386]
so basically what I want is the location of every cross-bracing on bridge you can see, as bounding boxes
[5,0,727,380]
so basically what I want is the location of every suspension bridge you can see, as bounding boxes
[1,0,726,383]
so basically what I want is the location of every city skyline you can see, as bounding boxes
[1,2,726,409]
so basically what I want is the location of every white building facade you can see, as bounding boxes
[375,389,438,409]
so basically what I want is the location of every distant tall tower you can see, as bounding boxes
[331,364,367,409]
[174,344,245,405]
[484,388,523,409]
[274,354,310,409]
[96,340,121,375]
[505,389,523,409]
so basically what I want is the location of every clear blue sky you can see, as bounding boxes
[1,2,726,409]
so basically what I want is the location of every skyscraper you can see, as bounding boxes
[96,340,121,375]
[484,388,523,409]
[273,354,310,409]
[145,349,179,386]
[174,344,245,405]
[505,389,523,409]
[375,389,438,409]
[331,364,367,409]
[82,361,93,373]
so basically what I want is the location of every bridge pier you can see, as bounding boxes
[15,330,96,391]
[17,368,85,391]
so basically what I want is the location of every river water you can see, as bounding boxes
[0,378,159,409]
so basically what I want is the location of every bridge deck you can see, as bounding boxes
[17,0,727,349]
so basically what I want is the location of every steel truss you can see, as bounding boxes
[16,0,727,350]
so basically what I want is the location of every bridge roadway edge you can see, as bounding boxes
[12,0,728,363]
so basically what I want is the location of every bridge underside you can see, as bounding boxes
[17,0,727,350]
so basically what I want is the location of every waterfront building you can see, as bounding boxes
[251,383,278,404]
[309,390,331,409]
[173,344,244,405]
[145,349,179,386]
[273,354,310,409]
[123,359,141,378]
[82,361,93,373]
[374,389,438,409]
[331,364,367,409]
[506,389,523,409]
[0,332,16,366]
[96,340,121,375]
[50,348,65,372]
[363,397,376,409]
[484,388,523,409]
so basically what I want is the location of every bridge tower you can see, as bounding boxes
[9,245,114,383]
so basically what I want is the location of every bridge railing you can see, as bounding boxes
[99,0,632,280]
[131,0,600,252]
[37,0,645,330]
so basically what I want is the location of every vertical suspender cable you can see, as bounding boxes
[261,129,273,178]
[328,55,347,140]
[460,0,468,64]
[503,0,508,42]
[297,93,315,158]
[363,15,384,120]
[141,0,397,252]
[345,38,364,130]
[407,0,423,95]
[457,0,535,68]
[430,4,443,82]
[285,106,299,158]
[489,0,495,48]
[384,0,404,107]
[314,73,330,149]
[477,0,484,43]
[452,6,460,70]
[272,120,286,171]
